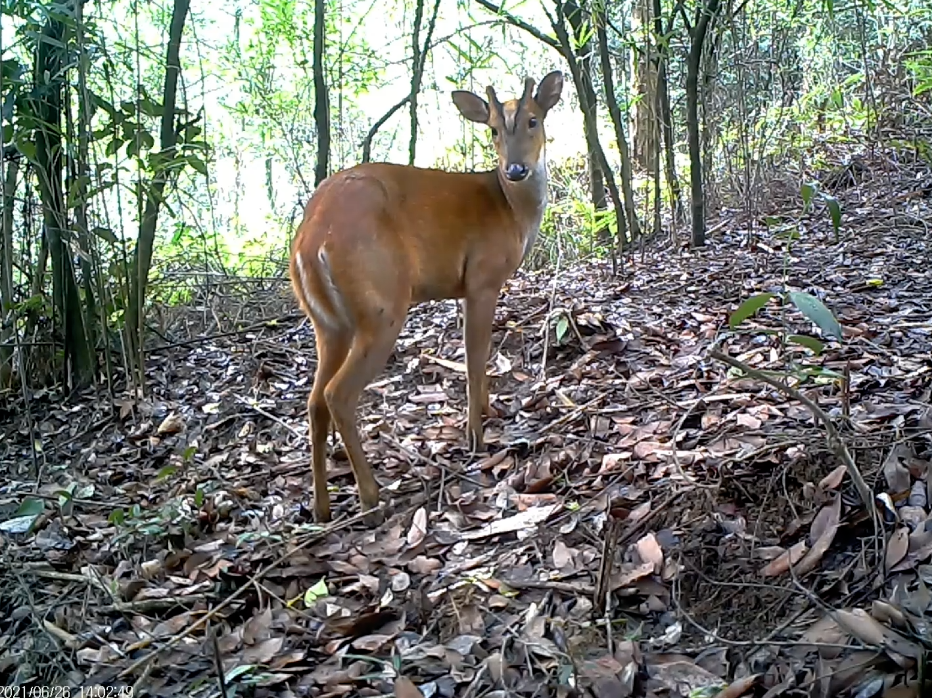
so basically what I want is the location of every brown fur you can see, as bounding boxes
[290,71,564,523]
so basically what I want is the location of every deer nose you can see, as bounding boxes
[505,163,529,181]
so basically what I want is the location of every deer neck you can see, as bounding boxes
[497,152,548,263]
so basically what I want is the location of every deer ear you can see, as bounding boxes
[534,71,564,114]
[452,90,490,124]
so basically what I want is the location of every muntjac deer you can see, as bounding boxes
[290,71,564,523]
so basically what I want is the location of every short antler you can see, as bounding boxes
[521,77,536,103]
[485,85,503,112]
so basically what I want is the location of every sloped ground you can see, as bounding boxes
[2,149,932,697]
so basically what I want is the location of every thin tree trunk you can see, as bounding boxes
[124,0,190,386]
[549,1,627,272]
[653,0,683,225]
[313,0,330,185]
[408,0,425,165]
[0,159,18,389]
[595,14,641,242]
[686,0,720,247]
[563,1,608,246]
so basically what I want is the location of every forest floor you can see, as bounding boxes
[2,148,932,697]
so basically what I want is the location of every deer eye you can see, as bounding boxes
[490,127,498,137]
[528,117,538,128]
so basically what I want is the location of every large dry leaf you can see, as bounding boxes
[635,532,664,573]
[819,465,847,491]
[759,540,808,577]
[407,507,429,547]
[795,495,841,575]
[883,444,912,493]
[459,503,561,540]
[885,528,910,571]
[240,636,283,665]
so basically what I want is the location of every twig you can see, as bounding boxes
[98,594,211,614]
[379,432,485,487]
[471,0,560,50]
[234,394,306,440]
[500,577,595,595]
[538,391,610,435]
[539,252,563,380]
[593,516,619,616]
[709,349,878,534]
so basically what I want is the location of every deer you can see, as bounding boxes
[289,70,564,523]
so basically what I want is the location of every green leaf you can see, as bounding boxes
[800,182,816,209]
[154,465,177,482]
[303,577,329,606]
[188,155,208,175]
[822,194,842,234]
[729,292,776,328]
[16,497,45,517]
[15,137,37,164]
[138,97,162,118]
[109,508,125,525]
[555,315,569,342]
[195,488,204,507]
[224,664,256,683]
[1,57,24,82]
[92,226,117,244]
[787,334,825,355]
[788,291,843,341]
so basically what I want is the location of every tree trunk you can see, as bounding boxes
[408,0,425,165]
[313,0,330,185]
[32,7,95,389]
[563,1,608,247]
[632,0,658,172]
[0,158,18,389]
[595,14,641,242]
[407,0,441,165]
[124,0,190,385]
[550,1,627,270]
[686,0,720,247]
[653,0,684,225]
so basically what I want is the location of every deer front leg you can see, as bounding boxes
[464,290,497,454]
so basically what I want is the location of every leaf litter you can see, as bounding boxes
[1,147,932,696]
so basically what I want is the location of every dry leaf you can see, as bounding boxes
[759,540,808,577]
[407,507,428,547]
[635,532,664,573]
[157,412,185,435]
[819,465,847,491]
[241,636,283,664]
[394,677,424,698]
[883,444,912,494]
[885,528,910,571]
[552,539,574,569]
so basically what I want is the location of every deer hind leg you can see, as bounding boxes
[323,310,404,519]
[308,322,352,523]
